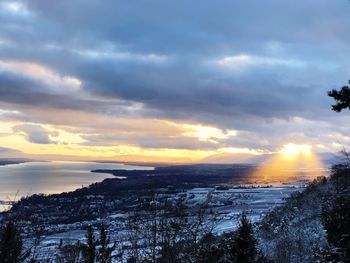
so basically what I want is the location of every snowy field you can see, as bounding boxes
[32,182,305,256]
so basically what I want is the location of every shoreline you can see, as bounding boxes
[0,161,154,208]
[0,159,30,166]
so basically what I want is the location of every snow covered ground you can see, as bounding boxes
[32,182,305,255]
[179,184,304,234]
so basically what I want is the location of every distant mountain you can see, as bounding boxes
[0,147,34,165]
[316,151,343,166]
[0,159,32,166]
[201,151,342,167]
[201,152,263,164]
[0,147,25,158]
[201,152,276,165]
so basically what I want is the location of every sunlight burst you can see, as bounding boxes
[280,143,312,158]
[250,143,325,183]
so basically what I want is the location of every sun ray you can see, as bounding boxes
[249,143,326,183]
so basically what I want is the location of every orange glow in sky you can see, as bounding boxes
[250,143,326,183]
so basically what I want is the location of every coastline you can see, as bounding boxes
[0,159,31,166]
[0,161,154,207]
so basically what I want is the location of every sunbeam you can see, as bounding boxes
[250,143,326,183]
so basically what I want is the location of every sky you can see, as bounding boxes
[0,0,350,163]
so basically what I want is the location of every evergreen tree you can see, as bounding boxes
[328,82,350,112]
[83,226,96,263]
[197,232,223,263]
[327,80,350,262]
[56,241,84,263]
[230,213,258,263]
[97,224,114,263]
[322,194,350,262]
[0,221,29,263]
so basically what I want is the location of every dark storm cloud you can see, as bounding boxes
[1,0,350,150]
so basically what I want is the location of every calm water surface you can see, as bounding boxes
[0,161,153,202]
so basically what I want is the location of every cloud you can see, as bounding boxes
[0,62,144,117]
[0,60,82,93]
[216,54,306,70]
[12,124,59,144]
[0,0,349,157]
[0,0,348,126]
[0,1,31,17]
